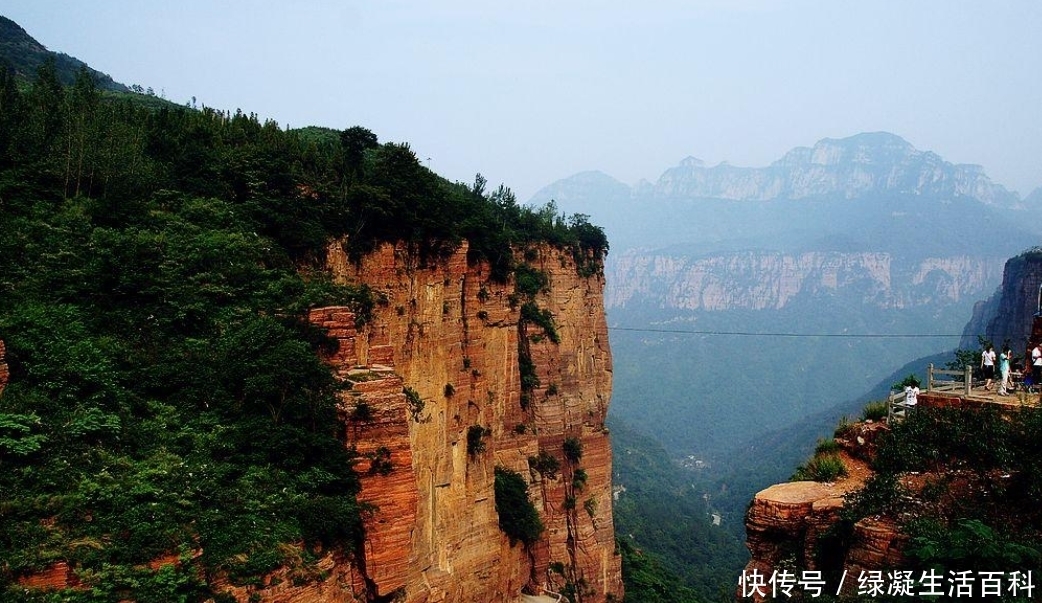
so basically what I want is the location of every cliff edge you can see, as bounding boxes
[741,395,1042,602]
[307,241,622,603]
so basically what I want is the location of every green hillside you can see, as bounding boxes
[0,59,604,600]
[0,16,127,92]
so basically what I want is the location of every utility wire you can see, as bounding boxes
[607,326,969,339]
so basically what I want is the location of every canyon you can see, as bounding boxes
[529,132,1042,598]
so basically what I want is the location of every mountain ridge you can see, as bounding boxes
[0,15,128,91]
[534,131,1026,208]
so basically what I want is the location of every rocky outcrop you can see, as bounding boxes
[608,250,1002,312]
[742,478,905,602]
[741,424,905,601]
[654,133,1018,205]
[299,241,621,603]
[743,481,847,576]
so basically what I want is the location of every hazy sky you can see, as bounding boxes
[5,1,1041,200]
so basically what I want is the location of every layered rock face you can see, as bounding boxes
[608,250,1001,312]
[308,241,621,602]
[964,251,1042,350]
[743,481,906,602]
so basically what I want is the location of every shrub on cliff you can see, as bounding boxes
[873,405,1014,474]
[791,452,847,482]
[493,467,544,546]
[466,424,490,456]
[563,436,583,463]
[860,400,888,422]
[904,517,1041,575]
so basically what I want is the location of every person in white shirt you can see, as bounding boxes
[904,382,919,406]
[1033,343,1042,393]
[981,344,997,391]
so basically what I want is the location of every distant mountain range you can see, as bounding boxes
[0,15,127,91]
[651,132,1023,206]
[540,132,1039,209]
[532,131,1042,581]
[536,146,1040,260]
[547,134,1042,597]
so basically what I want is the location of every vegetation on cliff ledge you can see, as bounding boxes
[808,405,1042,601]
[494,467,545,547]
[0,62,606,600]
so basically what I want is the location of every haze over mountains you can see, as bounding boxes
[531,133,1042,596]
[651,132,1022,205]
[533,130,1042,472]
[536,132,1040,251]
[6,11,1042,601]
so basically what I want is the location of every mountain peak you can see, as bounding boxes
[654,132,1017,206]
[776,132,916,168]
[0,16,46,55]
[528,170,631,209]
[831,131,912,148]
[679,156,706,168]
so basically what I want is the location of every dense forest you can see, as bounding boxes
[609,419,749,603]
[0,62,606,601]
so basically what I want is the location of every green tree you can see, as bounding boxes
[494,467,544,546]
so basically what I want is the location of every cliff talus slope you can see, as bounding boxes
[310,241,621,602]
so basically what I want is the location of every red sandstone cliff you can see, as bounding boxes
[305,241,622,602]
[742,391,1039,601]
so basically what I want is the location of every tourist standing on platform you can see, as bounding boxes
[905,380,919,406]
[1033,343,1042,393]
[981,344,997,391]
[999,345,1012,396]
